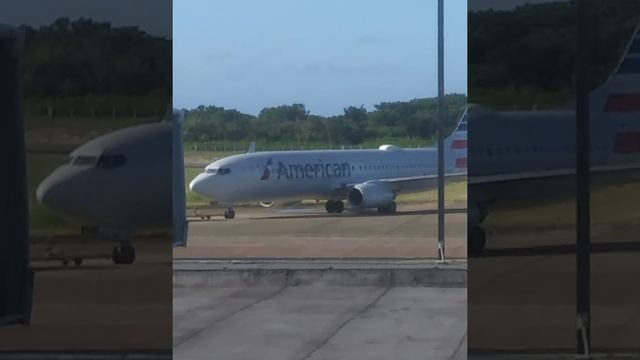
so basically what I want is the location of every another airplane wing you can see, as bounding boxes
[381,172,467,192]
[334,172,467,197]
[469,164,640,185]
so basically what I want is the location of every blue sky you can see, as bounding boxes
[174,0,467,116]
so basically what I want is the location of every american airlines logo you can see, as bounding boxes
[261,158,352,180]
[260,158,273,180]
[277,161,352,180]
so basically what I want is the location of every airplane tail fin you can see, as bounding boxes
[247,141,257,153]
[591,21,640,114]
[444,109,468,171]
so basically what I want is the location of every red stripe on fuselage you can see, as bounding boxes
[614,131,640,153]
[455,157,467,168]
[605,93,640,113]
[451,139,467,149]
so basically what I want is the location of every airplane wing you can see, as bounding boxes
[469,163,640,185]
[381,172,467,192]
[334,172,467,197]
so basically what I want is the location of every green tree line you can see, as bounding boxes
[469,0,640,109]
[22,17,171,117]
[182,94,466,147]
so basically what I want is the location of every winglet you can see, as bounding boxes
[247,141,257,153]
[592,20,640,113]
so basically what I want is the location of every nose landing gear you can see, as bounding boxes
[112,243,136,265]
[224,208,236,219]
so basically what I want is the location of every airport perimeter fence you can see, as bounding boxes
[186,142,431,153]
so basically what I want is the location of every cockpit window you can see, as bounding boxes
[205,167,230,175]
[97,154,126,169]
[71,156,99,166]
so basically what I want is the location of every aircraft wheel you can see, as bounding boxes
[377,202,397,214]
[224,209,235,219]
[468,226,486,255]
[335,200,344,213]
[62,259,69,266]
[112,244,136,265]
[74,257,83,266]
[325,200,336,213]
[477,203,489,223]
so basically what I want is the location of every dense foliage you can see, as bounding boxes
[469,0,640,108]
[183,94,467,146]
[22,18,171,117]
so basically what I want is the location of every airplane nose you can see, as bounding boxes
[189,173,205,194]
[36,179,52,204]
[36,165,79,211]
[36,173,62,208]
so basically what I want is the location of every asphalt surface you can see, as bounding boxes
[470,226,640,351]
[175,202,467,259]
[0,239,172,352]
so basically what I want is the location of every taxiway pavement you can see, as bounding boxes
[175,203,467,259]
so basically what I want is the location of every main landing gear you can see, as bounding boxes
[468,203,488,255]
[224,208,236,219]
[377,201,397,215]
[468,226,486,255]
[112,243,136,265]
[325,199,344,213]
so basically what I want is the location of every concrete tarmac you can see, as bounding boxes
[174,284,467,360]
[175,202,467,259]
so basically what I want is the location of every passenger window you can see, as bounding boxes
[218,167,231,175]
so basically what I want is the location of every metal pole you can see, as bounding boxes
[0,26,32,326]
[437,0,446,261]
[576,0,591,356]
[172,108,188,247]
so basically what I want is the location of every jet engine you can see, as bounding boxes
[348,181,394,208]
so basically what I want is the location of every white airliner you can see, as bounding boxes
[189,113,468,219]
[36,108,185,264]
[467,22,640,253]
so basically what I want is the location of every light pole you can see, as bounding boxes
[437,0,446,261]
[576,0,591,356]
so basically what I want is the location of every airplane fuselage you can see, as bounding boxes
[469,110,640,177]
[190,147,463,205]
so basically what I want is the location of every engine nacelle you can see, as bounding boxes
[259,201,275,208]
[348,182,394,208]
